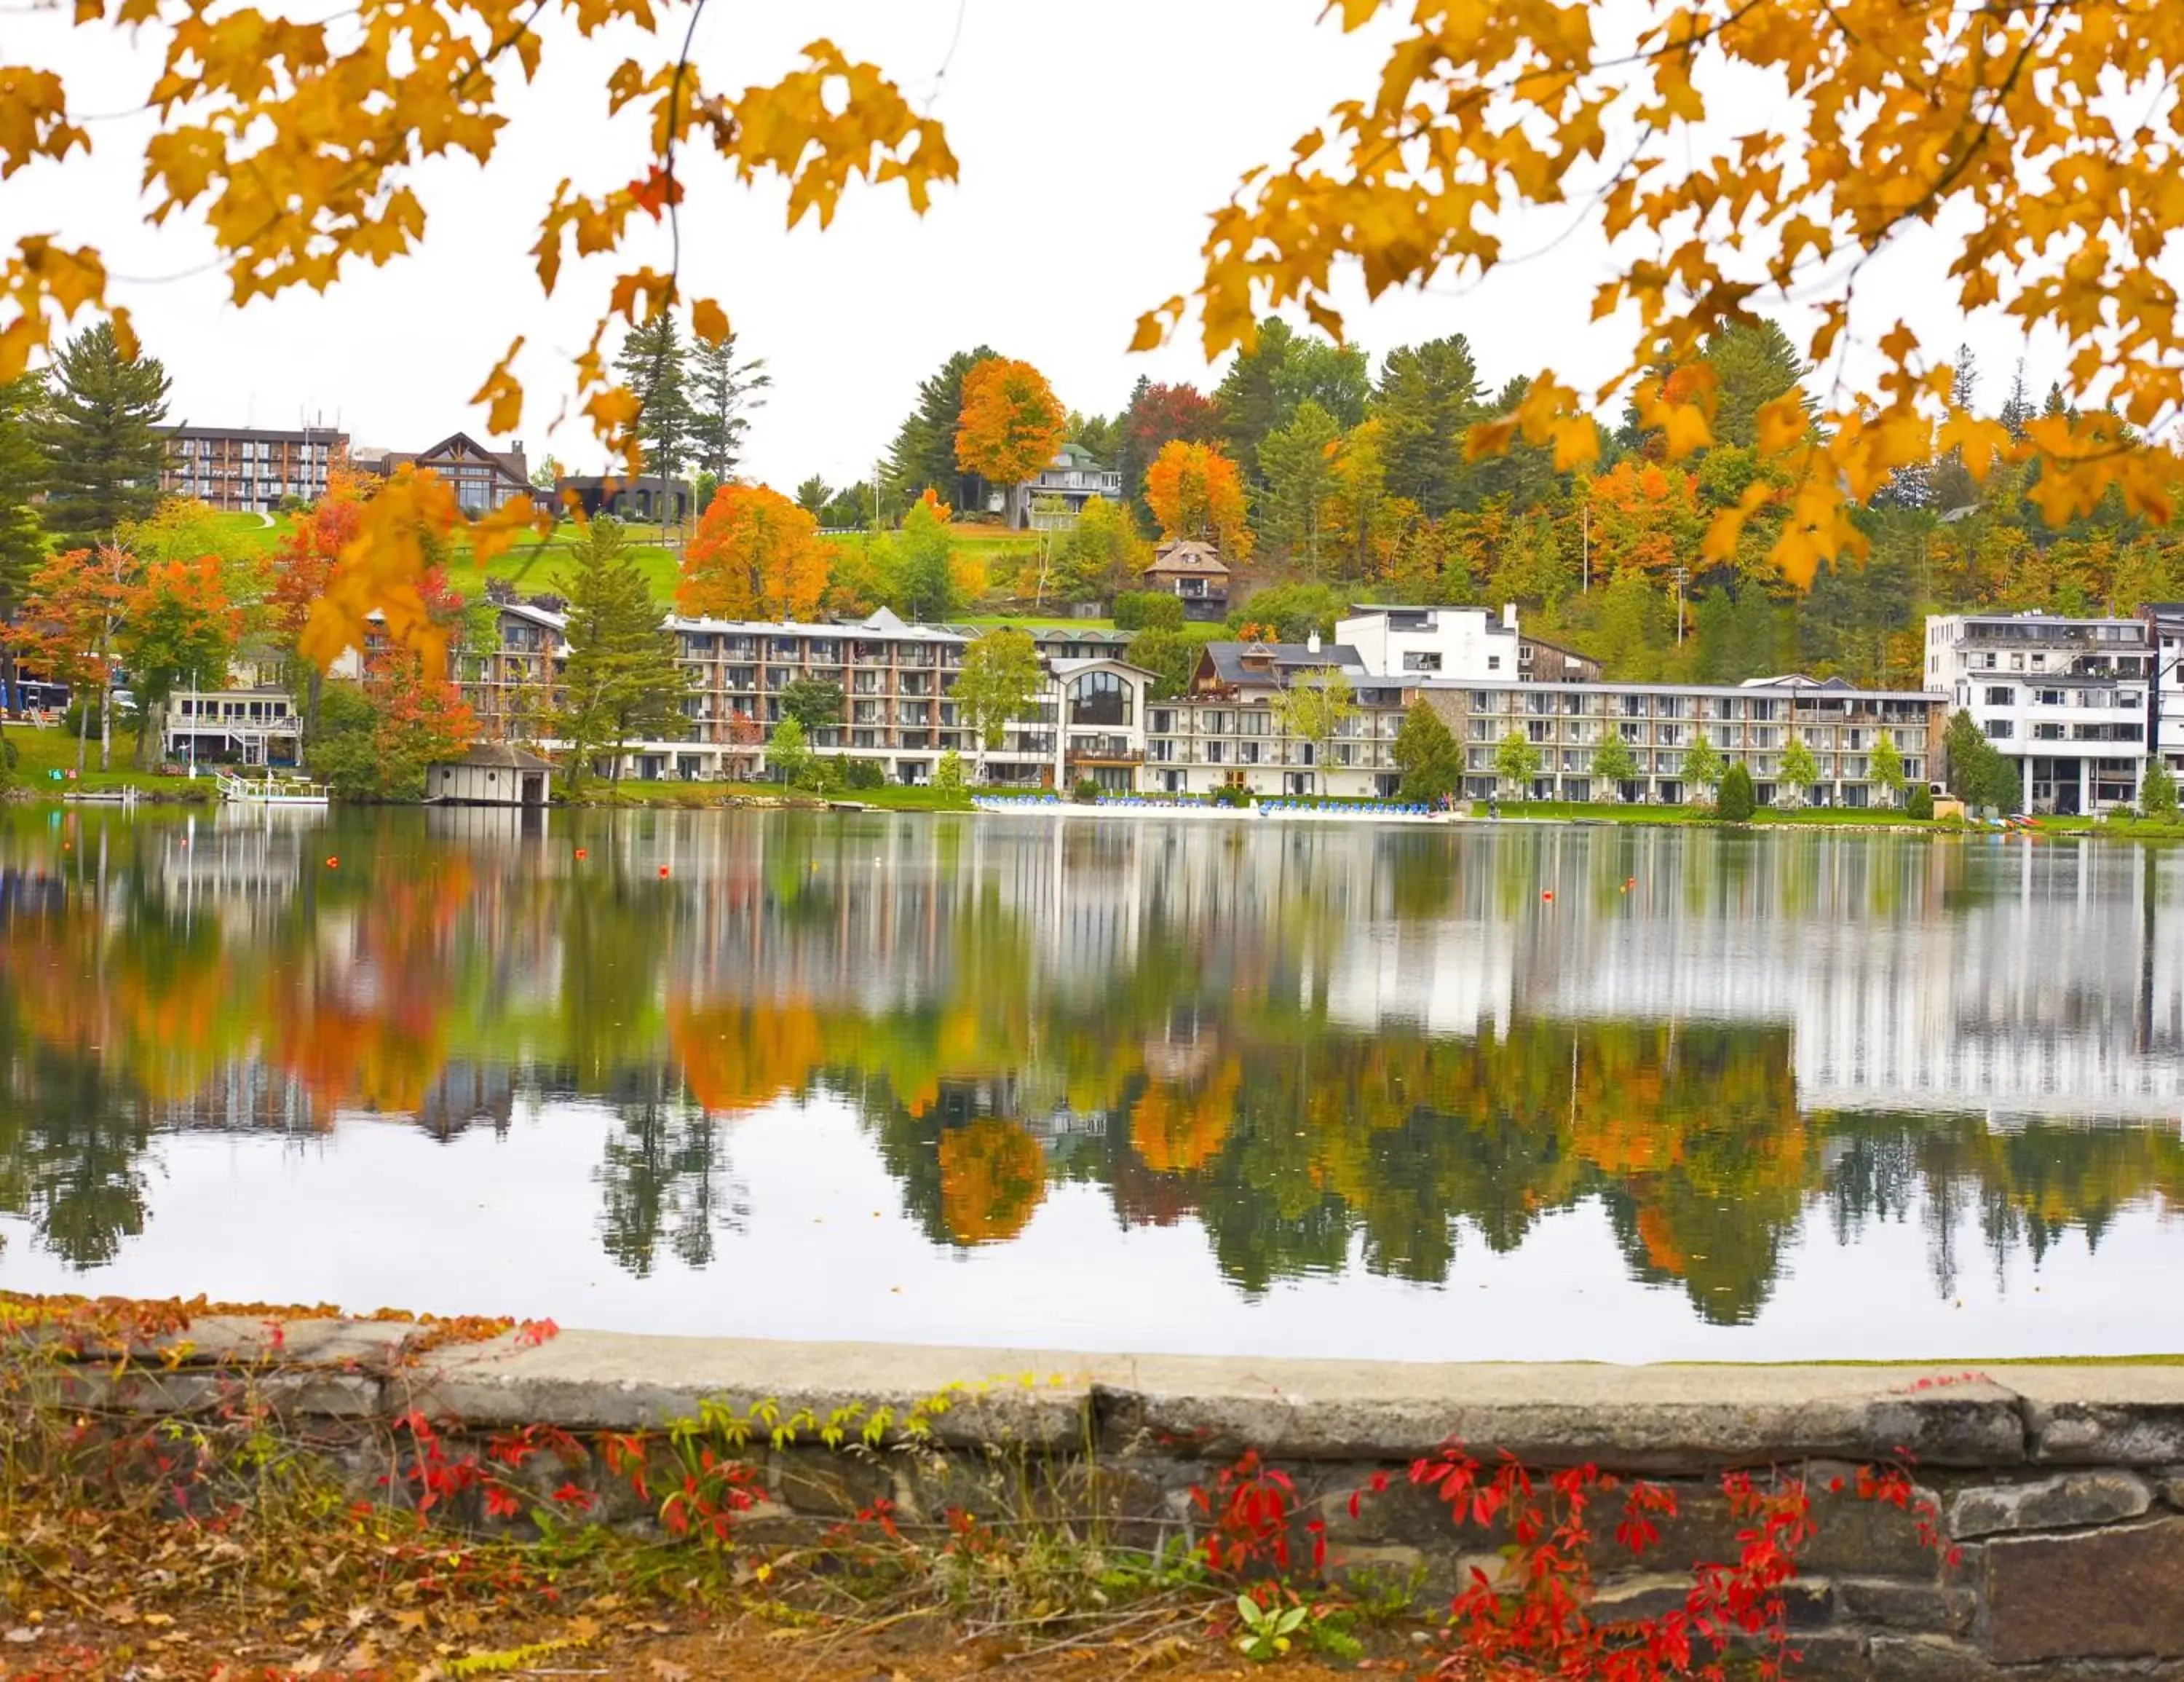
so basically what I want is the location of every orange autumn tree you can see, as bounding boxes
[1584,460,1706,582]
[935,1118,1046,1247]
[1144,439,1253,560]
[1137,0,2184,585]
[954,358,1065,521]
[678,483,830,623]
[116,553,240,768]
[19,542,132,774]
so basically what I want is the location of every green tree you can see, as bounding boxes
[1052,497,1147,603]
[1496,729,1543,799]
[1128,624,1218,699]
[885,345,996,512]
[1681,735,1725,802]
[1372,336,1486,517]
[1275,668,1356,778]
[778,676,844,735]
[2143,757,2180,820]
[1698,322,1811,450]
[1214,318,1369,483]
[1393,699,1461,802]
[767,713,812,786]
[1905,783,1935,819]
[933,747,967,800]
[1591,730,1638,796]
[0,373,46,621]
[1870,733,1906,806]
[1780,735,1819,806]
[1227,582,1342,641]
[1717,761,1757,821]
[954,626,1042,780]
[1255,399,1342,564]
[35,322,170,548]
[794,475,833,518]
[1112,590,1184,631]
[687,329,769,481]
[614,313,692,481]
[555,518,687,792]
[882,492,959,620]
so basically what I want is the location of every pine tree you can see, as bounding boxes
[35,322,170,549]
[1393,699,1460,802]
[884,346,996,513]
[0,373,45,621]
[687,331,769,480]
[555,518,687,791]
[613,315,692,482]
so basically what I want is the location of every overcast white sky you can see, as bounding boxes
[8,1,2069,489]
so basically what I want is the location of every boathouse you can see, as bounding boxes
[428,743,555,806]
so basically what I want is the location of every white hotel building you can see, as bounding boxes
[1924,612,2154,813]
[454,600,1944,805]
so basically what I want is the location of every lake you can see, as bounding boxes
[1,806,2180,1362]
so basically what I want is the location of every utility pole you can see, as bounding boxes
[1581,504,1591,594]
[1674,565,1687,646]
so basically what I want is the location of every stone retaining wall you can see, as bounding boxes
[43,1321,2184,1679]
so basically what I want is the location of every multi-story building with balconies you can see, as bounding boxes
[1009,441,1123,530]
[161,424,347,513]
[1925,612,2153,812]
[1422,674,1942,806]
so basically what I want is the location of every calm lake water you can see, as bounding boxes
[1,806,2182,1361]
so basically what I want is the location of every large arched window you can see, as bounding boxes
[1068,670,1133,727]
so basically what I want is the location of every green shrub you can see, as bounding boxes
[1112,591,1184,631]
[1211,782,1251,808]
[1071,776,1103,804]
[1717,762,1756,821]
[841,757,885,790]
[1905,783,1935,821]
[2143,757,2180,820]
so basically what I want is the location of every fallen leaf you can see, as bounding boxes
[648,1662,690,1682]
[4,1627,39,1645]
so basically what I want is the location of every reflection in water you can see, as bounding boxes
[1,807,2183,1351]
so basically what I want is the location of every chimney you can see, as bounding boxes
[1503,601,1520,635]
[1307,631,1322,655]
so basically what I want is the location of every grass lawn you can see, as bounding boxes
[207,510,285,558]
[441,521,681,606]
[7,722,214,800]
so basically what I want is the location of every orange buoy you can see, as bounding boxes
[574,848,587,860]
[1541,890,1554,901]
[657,864,670,878]
[325,856,338,868]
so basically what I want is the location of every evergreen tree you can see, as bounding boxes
[613,315,693,482]
[1371,335,1485,517]
[1393,699,1460,802]
[1999,358,2034,441]
[1700,322,1809,449]
[1717,762,1757,821]
[35,322,170,548]
[555,518,687,791]
[1214,317,1368,484]
[687,330,769,480]
[0,373,46,621]
[884,346,995,513]
[1254,400,1341,562]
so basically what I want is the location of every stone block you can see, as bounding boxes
[1631,1474,1940,1583]
[1837,1576,1976,1637]
[1983,1515,2184,1664]
[1946,1471,2151,1539]
[1870,1635,1996,1680]
[2009,1368,2184,1466]
[1101,1361,2024,1469]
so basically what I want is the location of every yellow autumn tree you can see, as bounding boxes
[1143,440,1254,560]
[935,1118,1046,1246]
[678,483,831,622]
[1134,0,2184,585]
[954,358,1066,510]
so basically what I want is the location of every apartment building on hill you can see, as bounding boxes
[160,424,346,513]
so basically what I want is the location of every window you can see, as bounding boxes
[1487,655,1500,671]
[1985,686,2015,707]
[1985,719,2014,739]
[1402,651,1443,672]
[1067,670,1133,727]
[2034,688,2064,706]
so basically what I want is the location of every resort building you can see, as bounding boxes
[1924,612,2153,813]
[352,433,531,513]
[160,423,346,513]
[1418,674,1942,807]
[2141,603,2184,781]
[452,601,1947,802]
[162,687,304,767]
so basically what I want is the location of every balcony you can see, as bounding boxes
[1067,735,1142,764]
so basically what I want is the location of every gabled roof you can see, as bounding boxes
[439,743,558,771]
[1051,655,1161,682]
[405,432,529,485]
[1198,641,1367,688]
[1144,540,1229,577]
[1053,440,1106,469]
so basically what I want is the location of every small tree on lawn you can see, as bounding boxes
[1681,736,1725,805]
[1592,730,1638,800]
[954,626,1042,781]
[1276,668,1356,786]
[767,714,812,787]
[2143,757,2180,820]
[23,542,135,773]
[1717,761,1757,821]
[934,747,967,801]
[1781,735,1819,807]
[1393,700,1460,803]
[119,556,238,768]
[1871,732,1905,807]
[555,518,687,794]
[1496,729,1543,800]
